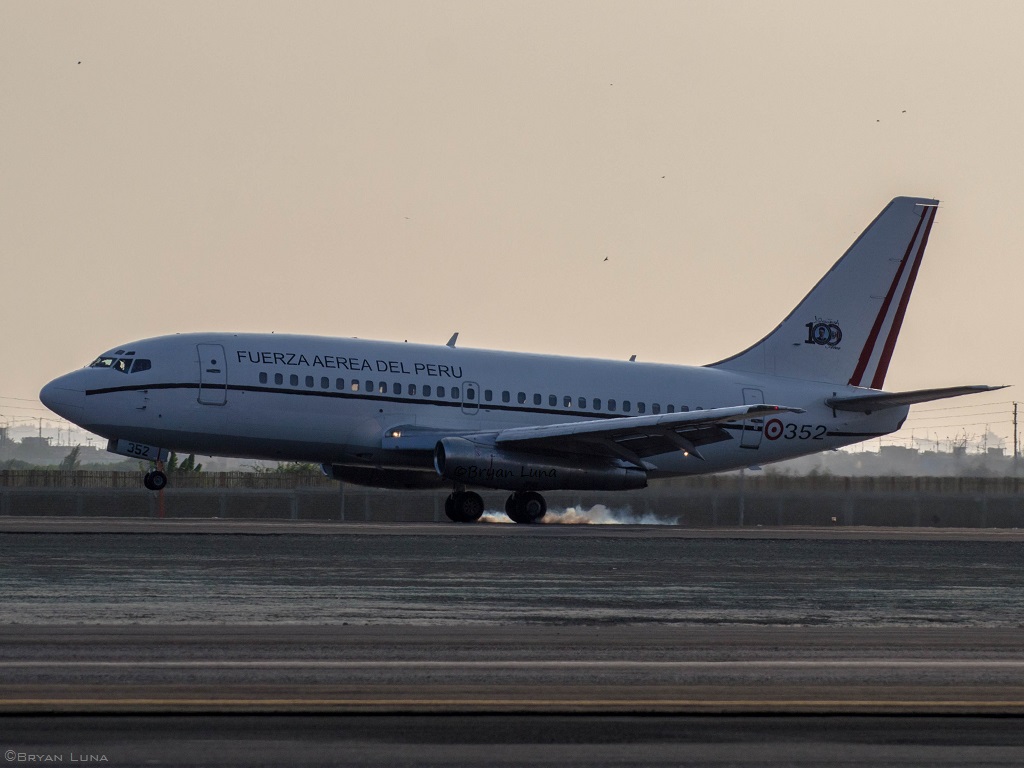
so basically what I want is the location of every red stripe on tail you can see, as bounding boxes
[847,208,928,387]
[869,205,936,389]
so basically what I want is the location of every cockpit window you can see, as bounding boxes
[89,356,149,373]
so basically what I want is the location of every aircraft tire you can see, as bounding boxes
[445,491,484,523]
[145,471,168,492]
[505,491,546,524]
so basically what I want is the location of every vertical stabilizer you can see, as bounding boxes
[709,196,938,387]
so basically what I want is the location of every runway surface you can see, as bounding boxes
[2,624,1024,714]
[5,714,1024,767]
[2,517,1024,764]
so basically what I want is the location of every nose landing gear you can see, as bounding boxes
[143,469,168,491]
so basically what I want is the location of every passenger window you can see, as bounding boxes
[423,385,431,396]
[564,396,572,408]
[667,404,675,413]
[466,387,475,400]
[336,378,344,390]
[259,372,268,384]
[682,406,691,412]
[351,381,360,391]
[131,359,151,373]
[578,397,586,409]
[394,383,402,395]
[534,394,542,406]
[484,390,492,402]
[623,400,631,413]
[409,384,417,396]
[502,391,510,403]
[593,398,601,410]
[518,392,526,404]
[321,377,329,389]
[365,380,373,392]
[305,376,314,388]
[437,386,445,398]
[637,402,645,414]
[290,374,299,386]
[608,399,617,412]
[275,373,284,385]
[549,395,557,407]
[379,382,387,394]
[652,403,660,414]
[451,387,459,399]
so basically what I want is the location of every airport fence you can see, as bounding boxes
[1,470,1022,494]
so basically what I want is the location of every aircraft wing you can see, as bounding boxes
[493,404,804,464]
[826,385,1006,413]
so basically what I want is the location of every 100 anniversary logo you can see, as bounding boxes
[804,318,842,348]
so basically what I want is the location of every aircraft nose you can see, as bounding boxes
[39,374,86,421]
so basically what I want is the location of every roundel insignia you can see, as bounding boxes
[764,418,784,440]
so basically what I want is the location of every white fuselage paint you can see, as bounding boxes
[45,332,907,480]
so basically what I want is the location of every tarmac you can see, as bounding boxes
[2,517,1024,765]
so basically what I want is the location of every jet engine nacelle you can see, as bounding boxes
[433,437,648,491]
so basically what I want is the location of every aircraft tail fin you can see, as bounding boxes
[709,197,939,387]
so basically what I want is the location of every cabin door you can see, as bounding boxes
[740,387,764,449]
[197,344,228,405]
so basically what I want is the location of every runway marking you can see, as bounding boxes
[4,660,1024,669]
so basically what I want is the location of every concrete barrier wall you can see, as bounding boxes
[2,485,1023,527]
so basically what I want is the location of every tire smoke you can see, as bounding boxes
[481,504,679,525]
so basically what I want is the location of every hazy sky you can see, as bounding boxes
[3,1,1021,449]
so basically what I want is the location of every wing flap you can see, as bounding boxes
[495,404,804,462]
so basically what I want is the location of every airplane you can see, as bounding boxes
[40,196,1002,523]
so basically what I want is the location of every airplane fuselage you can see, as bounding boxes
[42,332,907,479]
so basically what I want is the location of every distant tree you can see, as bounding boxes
[166,451,202,473]
[272,461,319,473]
[59,446,81,472]
[244,461,319,474]
[0,459,34,470]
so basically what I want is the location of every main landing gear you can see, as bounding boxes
[505,491,547,524]
[444,490,485,523]
[444,489,548,524]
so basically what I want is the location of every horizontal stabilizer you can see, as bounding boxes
[826,385,1006,413]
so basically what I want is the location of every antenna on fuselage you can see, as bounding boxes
[446,332,459,348]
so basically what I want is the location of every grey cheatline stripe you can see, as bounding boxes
[848,205,929,387]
